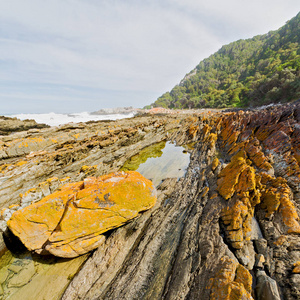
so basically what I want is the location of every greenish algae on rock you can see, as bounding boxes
[0,249,88,300]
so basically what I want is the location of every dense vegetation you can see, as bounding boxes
[150,12,300,109]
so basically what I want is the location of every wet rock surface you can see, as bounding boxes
[0,104,299,299]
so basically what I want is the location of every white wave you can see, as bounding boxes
[6,111,136,127]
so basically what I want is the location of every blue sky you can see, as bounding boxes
[1,0,300,114]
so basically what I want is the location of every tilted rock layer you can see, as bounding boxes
[0,104,300,299]
[7,171,157,258]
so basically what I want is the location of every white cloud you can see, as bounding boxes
[0,1,299,113]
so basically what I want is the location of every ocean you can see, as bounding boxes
[6,111,136,127]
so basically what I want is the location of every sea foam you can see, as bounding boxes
[6,111,136,127]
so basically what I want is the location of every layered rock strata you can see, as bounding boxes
[0,103,299,299]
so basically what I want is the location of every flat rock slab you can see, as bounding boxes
[7,171,157,258]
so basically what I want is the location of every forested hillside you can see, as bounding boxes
[151,12,300,109]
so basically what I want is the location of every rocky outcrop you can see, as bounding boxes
[0,116,49,135]
[7,171,156,258]
[0,103,299,299]
[91,106,139,115]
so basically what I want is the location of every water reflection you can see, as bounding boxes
[121,141,190,186]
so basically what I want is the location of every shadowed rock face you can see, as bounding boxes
[7,171,157,258]
[0,104,300,299]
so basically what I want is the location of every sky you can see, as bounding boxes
[1,1,300,114]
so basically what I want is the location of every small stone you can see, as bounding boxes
[255,254,265,268]
[0,267,9,283]
[235,241,255,270]
[8,263,23,273]
[290,274,300,286]
[8,261,35,287]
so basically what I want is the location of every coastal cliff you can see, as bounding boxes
[0,103,299,299]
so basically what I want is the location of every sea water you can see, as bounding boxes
[5,111,136,127]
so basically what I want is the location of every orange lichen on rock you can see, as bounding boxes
[209,256,253,300]
[218,151,261,248]
[217,152,249,200]
[188,124,199,140]
[221,201,252,249]
[293,261,300,273]
[211,158,220,171]
[79,165,98,176]
[16,160,28,167]
[202,124,212,137]
[273,235,287,246]
[186,116,199,140]
[260,173,300,234]
[207,133,218,149]
[7,171,157,258]
[244,139,272,171]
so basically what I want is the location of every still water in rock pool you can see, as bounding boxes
[0,242,87,300]
[121,141,190,186]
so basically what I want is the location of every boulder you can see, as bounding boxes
[7,171,157,258]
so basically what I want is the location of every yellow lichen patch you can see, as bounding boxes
[284,155,300,182]
[0,208,9,219]
[260,173,300,234]
[274,235,287,246]
[235,264,252,294]
[23,187,37,198]
[73,133,80,139]
[293,261,300,273]
[221,201,252,249]
[8,204,19,210]
[79,165,98,176]
[210,193,218,200]
[201,187,210,198]
[218,152,261,249]
[188,124,199,140]
[210,256,253,300]
[0,163,12,173]
[244,139,272,171]
[206,133,218,149]
[217,151,248,200]
[7,171,157,258]
[212,158,220,171]
[202,124,212,137]
[279,196,300,234]
[8,181,84,250]
[59,177,71,184]
[16,160,28,167]
[46,177,59,183]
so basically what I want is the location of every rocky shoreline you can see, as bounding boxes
[0,103,299,299]
[0,116,49,136]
